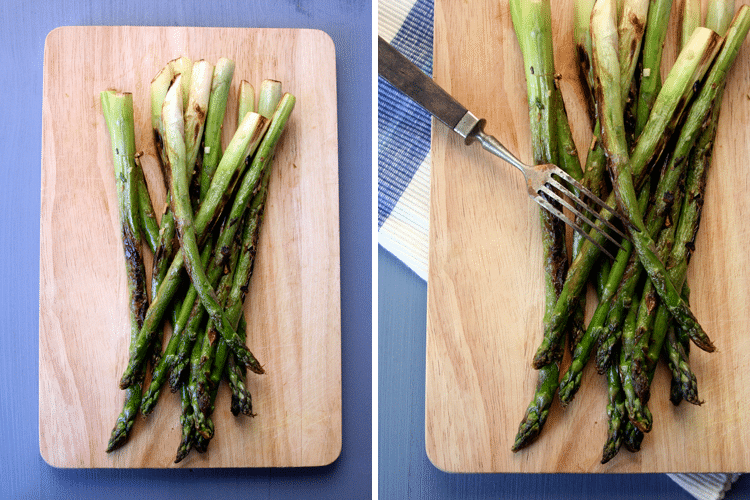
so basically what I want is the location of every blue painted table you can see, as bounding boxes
[0,0,371,497]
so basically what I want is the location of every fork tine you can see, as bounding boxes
[544,177,631,244]
[534,196,616,260]
[551,169,635,232]
[538,185,625,252]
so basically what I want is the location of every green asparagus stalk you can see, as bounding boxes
[618,0,649,102]
[184,60,213,183]
[509,0,567,451]
[168,288,209,391]
[634,0,674,135]
[575,0,597,119]
[174,382,195,463]
[555,90,585,350]
[510,0,565,334]
[199,58,235,203]
[150,207,176,300]
[666,323,702,405]
[602,361,626,463]
[627,203,682,402]
[682,0,702,49]
[134,156,160,254]
[706,0,736,36]
[118,96,270,390]
[215,85,288,417]
[101,91,149,452]
[222,169,271,417]
[649,5,749,398]
[619,303,653,432]
[170,56,193,113]
[151,62,175,183]
[187,327,212,439]
[237,80,256,126]
[162,74,237,388]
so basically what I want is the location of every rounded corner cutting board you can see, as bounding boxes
[426,0,750,473]
[39,26,341,468]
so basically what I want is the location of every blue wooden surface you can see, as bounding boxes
[0,0,371,498]
[378,245,750,499]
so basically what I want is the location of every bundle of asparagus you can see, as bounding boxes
[100,56,295,463]
[509,0,749,462]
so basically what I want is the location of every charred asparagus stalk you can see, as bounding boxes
[509,0,567,451]
[101,91,150,452]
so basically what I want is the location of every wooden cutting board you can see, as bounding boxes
[39,26,341,468]
[426,0,750,473]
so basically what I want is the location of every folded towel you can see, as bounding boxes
[377,0,741,497]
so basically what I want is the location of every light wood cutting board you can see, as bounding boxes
[426,0,750,472]
[39,26,341,468]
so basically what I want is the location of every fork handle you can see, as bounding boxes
[378,36,527,175]
[465,119,527,175]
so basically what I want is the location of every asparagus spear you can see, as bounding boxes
[553,82,588,350]
[618,0,649,100]
[174,383,195,463]
[223,167,272,418]
[151,62,175,184]
[651,4,749,400]
[162,74,244,392]
[619,303,653,432]
[237,81,256,126]
[134,157,160,254]
[184,60,213,184]
[216,84,287,417]
[510,0,569,451]
[634,0,674,135]
[199,58,235,204]
[666,323,702,405]
[602,361,626,463]
[575,0,597,122]
[681,0,702,49]
[706,0,736,36]
[101,91,150,452]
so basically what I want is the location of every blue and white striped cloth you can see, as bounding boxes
[376,0,740,497]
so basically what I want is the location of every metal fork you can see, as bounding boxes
[378,36,630,259]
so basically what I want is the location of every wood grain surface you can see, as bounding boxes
[39,26,341,468]
[426,0,750,473]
